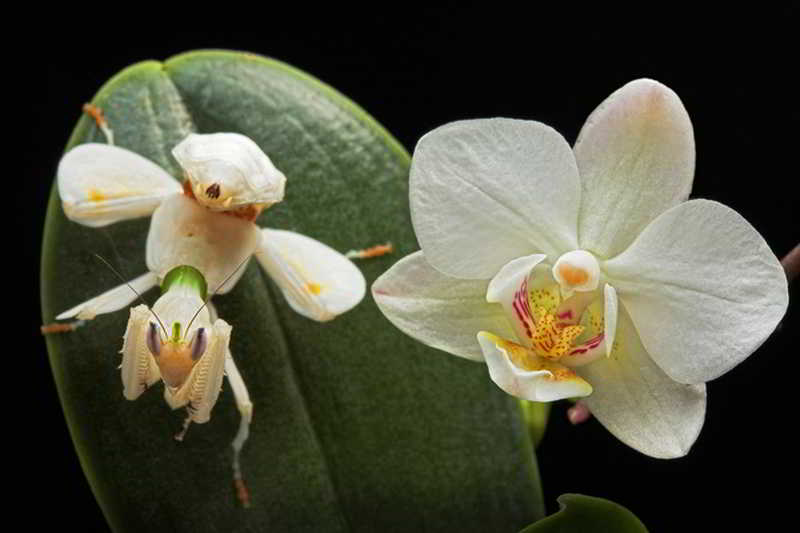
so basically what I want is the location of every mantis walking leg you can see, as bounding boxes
[209,302,252,506]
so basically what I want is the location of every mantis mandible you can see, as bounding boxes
[51,128,367,505]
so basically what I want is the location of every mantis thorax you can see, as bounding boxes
[161,265,208,300]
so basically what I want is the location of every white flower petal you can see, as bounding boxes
[605,199,788,384]
[58,143,181,227]
[146,194,260,295]
[477,331,592,401]
[575,79,695,259]
[410,118,581,279]
[486,254,548,303]
[486,254,547,345]
[256,229,366,322]
[56,271,159,320]
[373,251,513,361]
[580,305,706,458]
[604,284,618,358]
[172,133,286,210]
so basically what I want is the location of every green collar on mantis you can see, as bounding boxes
[161,265,208,301]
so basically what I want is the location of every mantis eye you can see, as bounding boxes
[205,183,221,199]
[146,322,161,356]
[189,327,207,361]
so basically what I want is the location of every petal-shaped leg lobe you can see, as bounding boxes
[373,251,514,361]
[58,143,181,227]
[605,199,788,384]
[256,228,366,322]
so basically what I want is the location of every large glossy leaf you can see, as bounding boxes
[520,494,648,533]
[41,50,544,532]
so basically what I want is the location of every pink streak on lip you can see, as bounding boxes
[568,333,604,355]
[512,299,532,338]
[512,278,534,338]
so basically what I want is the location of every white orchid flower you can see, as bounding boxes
[373,79,788,459]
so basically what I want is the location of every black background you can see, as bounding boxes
[27,7,798,532]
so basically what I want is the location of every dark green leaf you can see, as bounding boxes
[41,50,544,532]
[520,494,648,533]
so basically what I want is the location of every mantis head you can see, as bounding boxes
[146,321,207,388]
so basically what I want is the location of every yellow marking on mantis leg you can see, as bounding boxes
[87,188,140,202]
[306,282,323,294]
[88,188,107,202]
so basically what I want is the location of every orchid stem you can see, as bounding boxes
[781,243,800,283]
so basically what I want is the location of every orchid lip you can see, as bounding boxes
[489,257,609,370]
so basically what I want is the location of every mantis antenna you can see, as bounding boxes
[93,253,170,339]
[183,255,252,339]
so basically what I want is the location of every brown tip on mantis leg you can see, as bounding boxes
[226,352,253,508]
[41,320,86,335]
[344,242,394,260]
[234,479,251,509]
[82,103,115,146]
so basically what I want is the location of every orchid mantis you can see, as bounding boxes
[53,130,367,504]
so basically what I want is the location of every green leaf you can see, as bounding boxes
[41,50,544,532]
[520,494,648,533]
